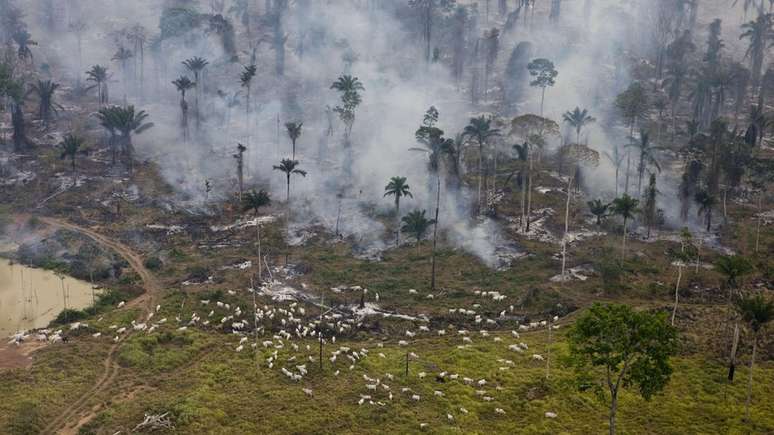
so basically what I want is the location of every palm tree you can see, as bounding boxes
[243,189,271,281]
[627,130,664,196]
[740,12,774,89]
[384,176,413,246]
[641,173,659,238]
[273,158,307,202]
[59,134,85,187]
[604,145,625,197]
[562,107,596,143]
[588,199,609,225]
[511,143,530,228]
[615,83,649,195]
[6,79,27,151]
[330,75,365,138]
[30,80,61,126]
[735,294,774,421]
[86,65,109,105]
[401,210,435,255]
[182,57,208,128]
[240,64,257,115]
[111,46,133,95]
[694,189,716,232]
[96,106,154,170]
[172,76,195,140]
[462,116,501,211]
[285,122,303,159]
[611,194,639,263]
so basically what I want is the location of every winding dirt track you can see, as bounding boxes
[37,217,160,435]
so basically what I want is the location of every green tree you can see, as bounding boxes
[611,194,639,263]
[30,80,60,126]
[715,255,754,290]
[273,158,307,202]
[462,115,501,211]
[735,294,774,421]
[59,134,85,187]
[384,176,413,246]
[96,105,154,170]
[694,189,716,232]
[401,210,435,254]
[527,58,558,116]
[85,65,109,105]
[243,189,271,282]
[562,107,596,143]
[568,303,678,435]
[641,174,659,238]
[285,121,303,159]
[330,75,364,139]
[588,199,609,225]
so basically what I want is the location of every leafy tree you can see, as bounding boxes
[735,294,774,421]
[401,210,436,254]
[668,228,697,325]
[96,106,153,170]
[330,75,364,139]
[604,145,625,197]
[694,189,716,232]
[86,65,109,105]
[172,76,195,140]
[240,64,257,115]
[562,107,595,143]
[568,303,678,435]
[285,121,303,159]
[588,199,609,225]
[273,158,307,202]
[527,58,558,116]
[462,116,501,211]
[59,134,85,187]
[384,176,413,246]
[30,80,60,126]
[615,83,649,195]
[611,194,639,263]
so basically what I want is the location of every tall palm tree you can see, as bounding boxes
[602,146,625,197]
[384,176,413,246]
[243,189,271,281]
[694,189,716,232]
[30,80,61,126]
[273,158,307,202]
[462,116,501,211]
[86,65,109,105]
[285,122,303,159]
[234,144,247,200]
[627,130,664,196]
[611,194,639,264]
[740,12,774,89]
[735,294,774,421]
[111,46,133,95]
[511,142,530,228]
[615,83,649,195]
[59,134,85,187]
[240,64,257,115]
[172,76,195,140]
[588,199,609,225]
[401,210,435,255]
[182,57,208,128]
[96,106,153,170]
[562,107,596,143]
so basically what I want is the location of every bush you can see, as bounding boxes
[144,256,163,271]
[51,308,88,325]
[186,266,210,281]
[597,257,624,292]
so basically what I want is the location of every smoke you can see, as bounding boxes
[12,0,746,265]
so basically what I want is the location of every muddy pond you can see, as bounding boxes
[0,259,97,338]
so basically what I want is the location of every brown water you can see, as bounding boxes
[0,259,97,338]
